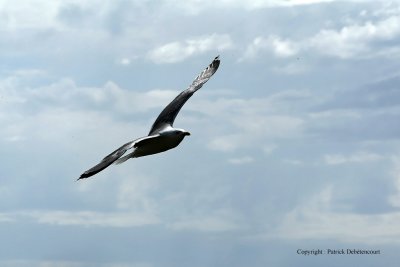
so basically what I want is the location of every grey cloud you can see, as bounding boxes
[321,75,400,110]
[306,74,400,142]
[57,4,92,27]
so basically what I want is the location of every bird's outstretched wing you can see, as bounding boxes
[113,134,161,165]
[78,140,135,180]
[148,56,220,135]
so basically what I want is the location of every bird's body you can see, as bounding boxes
[133,131,185,157]
[79,56,220,180]
[116,127,190,163]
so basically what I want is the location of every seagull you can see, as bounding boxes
[78,56,220,180]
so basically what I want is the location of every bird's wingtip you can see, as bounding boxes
[77,173,88,181]
[211,55,220,69]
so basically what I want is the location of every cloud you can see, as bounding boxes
[116,175,159,213]
[272,62,310,75]
[275,186,400,244]
[388,156,400,208]
[307,73,400,143]
[0,1,60,30]
[186,90,311,153]
[0,210,159,228]
[320,74,400,110]
[166,0,343,14]
[0,0,361,33]
[0,76,184,152]
[0,73,177,117]
[280,0,334,5]
[0,67,244,232]
[241,13,400,60]
[207,114,303,152]
[0,214,14,223]
[168,213,240,232]
[228,156,254,165]
[324,151,384,165]
[0,260,153,267]
[118,58,131,66]
[208,134,241,152]
[148,34,233,64]
[207,114,303,153]
[241,35,299,61]
[0,1,121,31]
[310,15,400,58]
[283,159,304,165]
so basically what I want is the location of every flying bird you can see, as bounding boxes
[78,56,220,180]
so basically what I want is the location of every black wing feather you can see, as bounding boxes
[78,141,134,180]
[148,56,220,135]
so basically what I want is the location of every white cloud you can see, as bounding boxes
[148,34,233,64]
[116,175,159,214]
[0,213,14,223]
[0,0,119,30]
[242,14,400,60]
[388,156,400,208]
[168,209,240,232]
[0,260,153,267]
[193,93,310,148]
[0,0,386,38]
[308,109,362,120]
[310,15,400,58]
[167,0,341,14]
[208,134,242,152]
[0,210,159,227]
[228,156,254,165]
[241,35,299,61]
[207,115,303,152]
[0,1,60,30]
[118,58,131,66]
[0,74,177,117]
[280,0,334,5]
[233,115,304,138]
[192,92,307,152]
[323,151,383,165]
[275,186,400,244]
[263,144,278,155]
[0,260,85,267]
[272,62,310,74]
[169,216,239,232]
[0,78,156,145]
[283,159,304,165]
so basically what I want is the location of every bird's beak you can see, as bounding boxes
[185,131,191,136]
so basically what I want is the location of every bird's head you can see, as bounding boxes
[180,130,191,136]
[175,128,190,137]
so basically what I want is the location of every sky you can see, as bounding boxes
[1,0,400,266]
